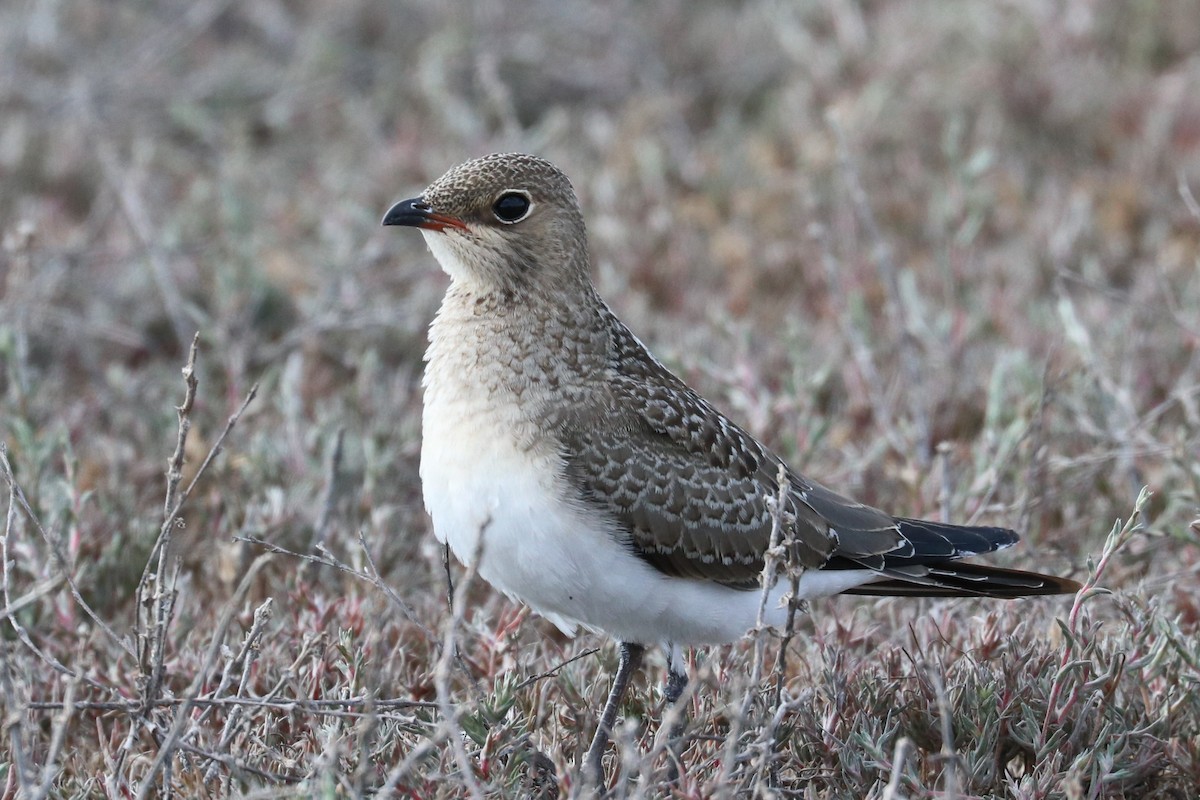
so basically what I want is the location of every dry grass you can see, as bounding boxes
[2,0,1199,797]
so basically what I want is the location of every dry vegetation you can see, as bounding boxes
[2,0,1200,797]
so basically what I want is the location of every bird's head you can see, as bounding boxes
[383,153,590,296]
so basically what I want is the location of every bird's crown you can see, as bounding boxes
[422,153,578,222]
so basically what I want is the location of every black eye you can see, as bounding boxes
[492,191,532,223]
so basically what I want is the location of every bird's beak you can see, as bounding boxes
[381,197,468,232]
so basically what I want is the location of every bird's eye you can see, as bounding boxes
[492,191,532,224]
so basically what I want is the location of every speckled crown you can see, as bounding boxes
[422,153,578,219]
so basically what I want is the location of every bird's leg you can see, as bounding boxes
[663,664,688,706]
[584,641,645,790]
[663,650,690,785]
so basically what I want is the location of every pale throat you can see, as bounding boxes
[421,230,477,284]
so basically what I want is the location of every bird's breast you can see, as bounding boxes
[420,291,576,560]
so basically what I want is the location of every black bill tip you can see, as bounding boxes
[381,198,467,232]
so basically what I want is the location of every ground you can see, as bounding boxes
[1,1,1199,797]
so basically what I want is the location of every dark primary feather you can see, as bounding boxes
[559,302,1079,597]
[842,560,1083,597]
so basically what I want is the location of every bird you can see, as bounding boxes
[381,152,1080,789]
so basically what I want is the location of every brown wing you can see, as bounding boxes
[562,376,833,588]
[560,307,1052,594]
[559,311,847,587]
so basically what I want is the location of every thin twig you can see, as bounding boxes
[30,671,81,800]
[513,647,601,693]
[26,695,435,715]
[197,598,275,730]
[0,575,64,620]
[128,332,200,793]
[177,739,303,785]
[378,733,450,797]
[202,598,275,784]
[929,669,960,799]
[355,529,440,646]
[138,334,200,718]
[716,463,791,796]
[0,633,34,794]
[433,521,488,800]
[751,695,807,793]
[133,552,276,800]
[134,332,195,633]
[163,333,199,521]
[138,374,261,707]
[437,538,483,698]
[236,533,437,646]
[763,538,805,789]
[881,737,913,800]
[1037,487,1150,754]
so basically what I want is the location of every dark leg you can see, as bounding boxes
[663,653,690,785]
[584,641,645,790]
[664,662,688,706]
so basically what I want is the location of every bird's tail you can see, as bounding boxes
[840,517,1080,598]
[843,561,1081,598]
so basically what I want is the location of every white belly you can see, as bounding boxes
[421,400,875,644]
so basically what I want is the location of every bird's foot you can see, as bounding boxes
[663,662,689,786]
